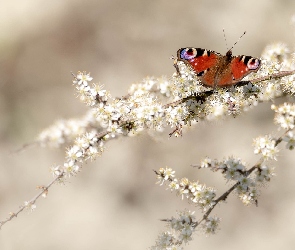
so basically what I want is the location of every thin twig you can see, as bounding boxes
[250,70,295,83]
[197,164,259,225]
[0,173,64,229]
[10,141,39,154]
[195,130,289,225]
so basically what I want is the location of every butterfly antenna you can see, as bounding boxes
[223,28,229,51]
[228,31,246,52]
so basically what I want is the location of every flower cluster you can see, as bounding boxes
[255,165,275,182]
[272,102,295,150]
[272,102,295,130]
[151,210,196,250]
[24,201,37,212]
[261,43,290,66]
[50,132,105,179]
[171,60,206,99]
[37,118,89,148]
[151,210,221,250]
[219,157,247,181]
[260,43,295,95]
[73,72,110,107]
[282,131,295,150]
[128,76,173,99]
[199,157,268,205]
[156,167,216,212]
[201,216,221,235]
[253,135,279,160]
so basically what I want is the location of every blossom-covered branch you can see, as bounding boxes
[37,43,295,148]
[151,102,295,249]
[1,42,295,245]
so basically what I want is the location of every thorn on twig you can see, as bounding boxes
[169,124,183,137]
[71,71,77,79]
[10,141,38,155]
[191,164,201,169]
[160,218,171,222]
[255,199,258,207]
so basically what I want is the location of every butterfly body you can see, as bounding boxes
[177,47,261,88]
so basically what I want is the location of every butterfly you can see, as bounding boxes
[176,47,261,88]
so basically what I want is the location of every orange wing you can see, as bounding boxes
[231,56,261,81]
[188,52,219,74]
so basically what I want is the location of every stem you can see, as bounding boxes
[0,173,64,229]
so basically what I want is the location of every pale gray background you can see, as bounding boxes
[1,0,295,249]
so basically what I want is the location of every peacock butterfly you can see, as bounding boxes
[176,47,261,88]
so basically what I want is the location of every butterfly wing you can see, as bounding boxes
[177,48,220,76]
[230,56,261,81]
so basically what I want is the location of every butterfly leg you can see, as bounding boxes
[171,55,181,76]
[235,81,251,87]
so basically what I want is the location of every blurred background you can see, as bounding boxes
[1,0,295,249]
